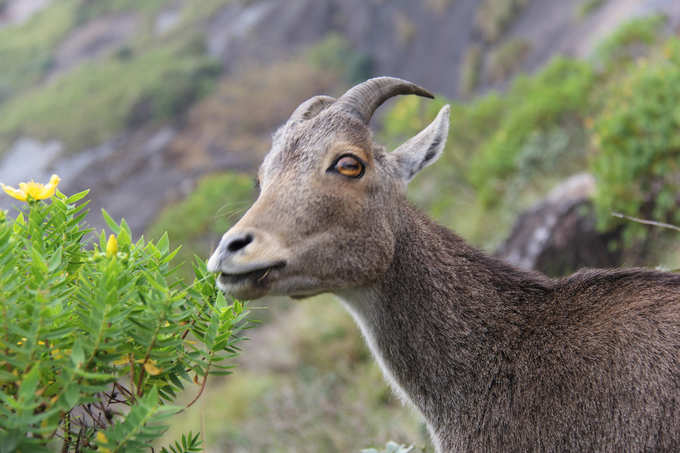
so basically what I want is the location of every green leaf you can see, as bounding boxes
[65,189,90,204]
[31,247,48,276]
[157,232,170,254]
[101,209,121,235]
[73,368,116,381]
[63,384,80,409]
[120,218,132,238]
[71,341,85,366]
[17,365,40,404]
[118,225,131,250]
[47,246,62,272]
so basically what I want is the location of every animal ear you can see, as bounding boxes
[391,105,450,183]
[288,95,336,124]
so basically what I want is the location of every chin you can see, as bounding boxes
[216,273,328,301]
[216,272,272,300]
[221,285,270,301]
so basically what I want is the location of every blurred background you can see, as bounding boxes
[2,0,680,451]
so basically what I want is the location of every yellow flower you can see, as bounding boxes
[112,355,130,366]
[1,174,60,202]
[144,360,162,376]
[106,234,118,257]
[96,431,112,453]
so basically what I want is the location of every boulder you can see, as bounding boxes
[496,173,622,277]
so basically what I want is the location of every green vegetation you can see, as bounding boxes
[0,189,249,452]
[595,14,667,68]
[75,0,171,23]
[468,57,593,203]
[0,1,76,101]
[487,37,531,82]
[155,15,680,451]
[0,46,219,151]
[475,0,528,43]
[307,33,373,85]
[148,173,255,280]
[383,57,593,245]
[577,0,606,18]
[382,15,679,250]
[163,297,430,452]
[459,45,482,96]
[5,5,680,451]
[591,39,680,243]
[0,0,229,155]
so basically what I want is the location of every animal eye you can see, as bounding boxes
[331,155,365,178]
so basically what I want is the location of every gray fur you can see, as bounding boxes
[208,77,680,452]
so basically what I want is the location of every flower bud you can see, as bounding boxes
[106,234,118,258]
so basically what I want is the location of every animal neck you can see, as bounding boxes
[335,202,550,441]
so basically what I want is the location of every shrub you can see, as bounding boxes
[487,38,531,83]
[595,14,667,68]
[475,0,528,43]
[381,57,593,246]
[468,57,594,204]
[0,179,249,452]
[591,38,680,243]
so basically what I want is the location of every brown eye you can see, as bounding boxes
[332,155,365,178]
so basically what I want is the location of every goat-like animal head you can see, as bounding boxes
[207,77,450,300]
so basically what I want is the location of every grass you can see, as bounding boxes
[0,0,77,102]
[0,44,220,152]
[0,0,234,155]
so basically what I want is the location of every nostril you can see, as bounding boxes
[226,233,253,253]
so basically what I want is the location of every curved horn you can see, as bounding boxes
[288,95,336,124]
[335,77,434,124]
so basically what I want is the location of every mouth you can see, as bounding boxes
[217,261,286,288]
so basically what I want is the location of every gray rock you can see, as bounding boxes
[496,174,622,276]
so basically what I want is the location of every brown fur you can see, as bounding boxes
[352,204,680,452]
[208,78,680,452]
